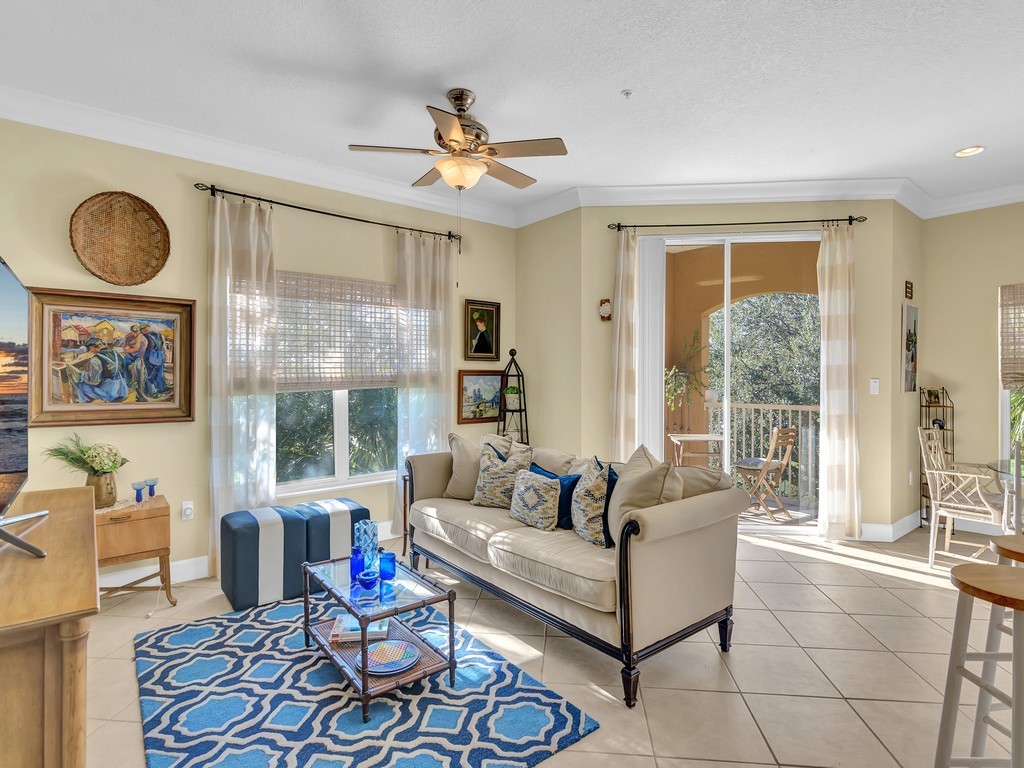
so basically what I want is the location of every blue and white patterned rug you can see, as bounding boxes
[134,598,598,768]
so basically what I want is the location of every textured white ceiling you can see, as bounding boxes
[3,0,1024,218]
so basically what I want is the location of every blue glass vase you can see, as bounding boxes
[354,520,378,571]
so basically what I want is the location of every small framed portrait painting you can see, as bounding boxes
[465,299,500,361]
[457,370,502,424]
[924,388,942,406]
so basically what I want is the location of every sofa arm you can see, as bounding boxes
[620,486,749,543]
[618,486,746,651]
[405,452,454,503]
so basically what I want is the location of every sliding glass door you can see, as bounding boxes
[639,232,822,525]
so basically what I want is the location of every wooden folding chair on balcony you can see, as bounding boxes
[734,426,798,522]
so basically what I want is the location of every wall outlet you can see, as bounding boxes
[869,378,880,395]
[181,501,195,520]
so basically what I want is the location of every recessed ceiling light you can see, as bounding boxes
[955,145,986,157]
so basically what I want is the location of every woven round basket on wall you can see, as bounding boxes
[69,191,170,286]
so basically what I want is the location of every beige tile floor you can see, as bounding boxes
[85,527,1014,768]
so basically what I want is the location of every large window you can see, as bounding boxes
[275,271,398,489]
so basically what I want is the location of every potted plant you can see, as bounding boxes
[43,434,129,509]
[503,385,522,410]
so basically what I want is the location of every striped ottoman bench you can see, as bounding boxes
[220,497,370,611]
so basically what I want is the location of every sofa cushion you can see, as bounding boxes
[529,463,582,529]
[606,447,684,543]
[411,498,525,562]
[509,470,561,531]
[487,527,617,612]
[677,466,733,498]
[571,457,618,548]
[532,446,577,476]
[472,442,533,508]
[443,433,513,500]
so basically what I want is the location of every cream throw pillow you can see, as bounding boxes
[606,446,684,543]
[443,433,513,500]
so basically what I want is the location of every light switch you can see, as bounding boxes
[869,378,880,395]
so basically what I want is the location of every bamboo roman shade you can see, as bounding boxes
[275,270,397,392]
[1000,283,1024,389]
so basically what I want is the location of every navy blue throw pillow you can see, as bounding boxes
[530,463,582,530]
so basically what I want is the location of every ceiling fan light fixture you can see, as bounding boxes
[435,156,487,190]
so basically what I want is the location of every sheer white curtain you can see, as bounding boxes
[611,228,639,461]
[817,223,861,539]
[394,232,453,530]
[209,196,278,570]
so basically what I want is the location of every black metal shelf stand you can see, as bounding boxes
[498,349,529,444]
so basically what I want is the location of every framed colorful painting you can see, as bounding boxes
[901,303,919,393]
[457,370,502,424]
[465,299,500,361]
[28,287,195,426]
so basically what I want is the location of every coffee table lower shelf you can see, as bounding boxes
[307,617,454,721]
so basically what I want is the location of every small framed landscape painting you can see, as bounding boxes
[457,370,502,424]
[28,287,195,426]
[465,299,500,361]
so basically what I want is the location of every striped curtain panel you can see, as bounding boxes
[611,228,638,462]
[816,223,862,540]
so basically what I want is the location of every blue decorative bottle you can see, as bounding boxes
[354,520,379,571]
[349,546,364,581]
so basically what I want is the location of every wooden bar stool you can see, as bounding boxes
[936,563,1024,768]
[969,536,1024,758]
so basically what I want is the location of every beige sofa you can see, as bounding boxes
[404,448,749,706]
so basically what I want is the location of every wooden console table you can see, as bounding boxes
[0,486,98,768]
[96,494,176,606]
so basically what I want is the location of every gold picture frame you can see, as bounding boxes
[465,299,500,361]
[28,287,195,426]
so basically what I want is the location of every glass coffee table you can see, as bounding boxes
[302,556,456,722]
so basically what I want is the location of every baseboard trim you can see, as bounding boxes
[859,510,923,542]
[98,555,210,588]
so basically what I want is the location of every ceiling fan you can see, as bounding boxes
[349,88,567,190]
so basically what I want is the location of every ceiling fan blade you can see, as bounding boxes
[478,137,567,158]
[426,106,467,148]
[482,159,536,189]
[349,144,439,154]
[412,167,442,187]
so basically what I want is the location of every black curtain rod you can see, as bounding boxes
[607,215,867,231]
[194,183,461,242]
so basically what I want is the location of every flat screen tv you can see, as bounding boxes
[0,256,45,557]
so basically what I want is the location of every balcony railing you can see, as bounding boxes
[704,403,820,504]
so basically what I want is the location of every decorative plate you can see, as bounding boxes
[356,640,420,675]
[69,191,170,285]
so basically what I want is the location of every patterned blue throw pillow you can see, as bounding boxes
[570,457,618,548]
[472,442,533,508]
[530,463,581,530]
[510,470,561,531]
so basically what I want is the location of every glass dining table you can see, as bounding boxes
[988,455,1024,533]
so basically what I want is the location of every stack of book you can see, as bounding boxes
[329,614,389,644]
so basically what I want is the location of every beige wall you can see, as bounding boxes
[0,118,515,570]
[919,203,1024,463]
[517,201,907,526]
[515,209,583,453]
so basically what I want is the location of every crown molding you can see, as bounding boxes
[922,181,1024,219]
[0,85,517,229]
[5,85,1024,228]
